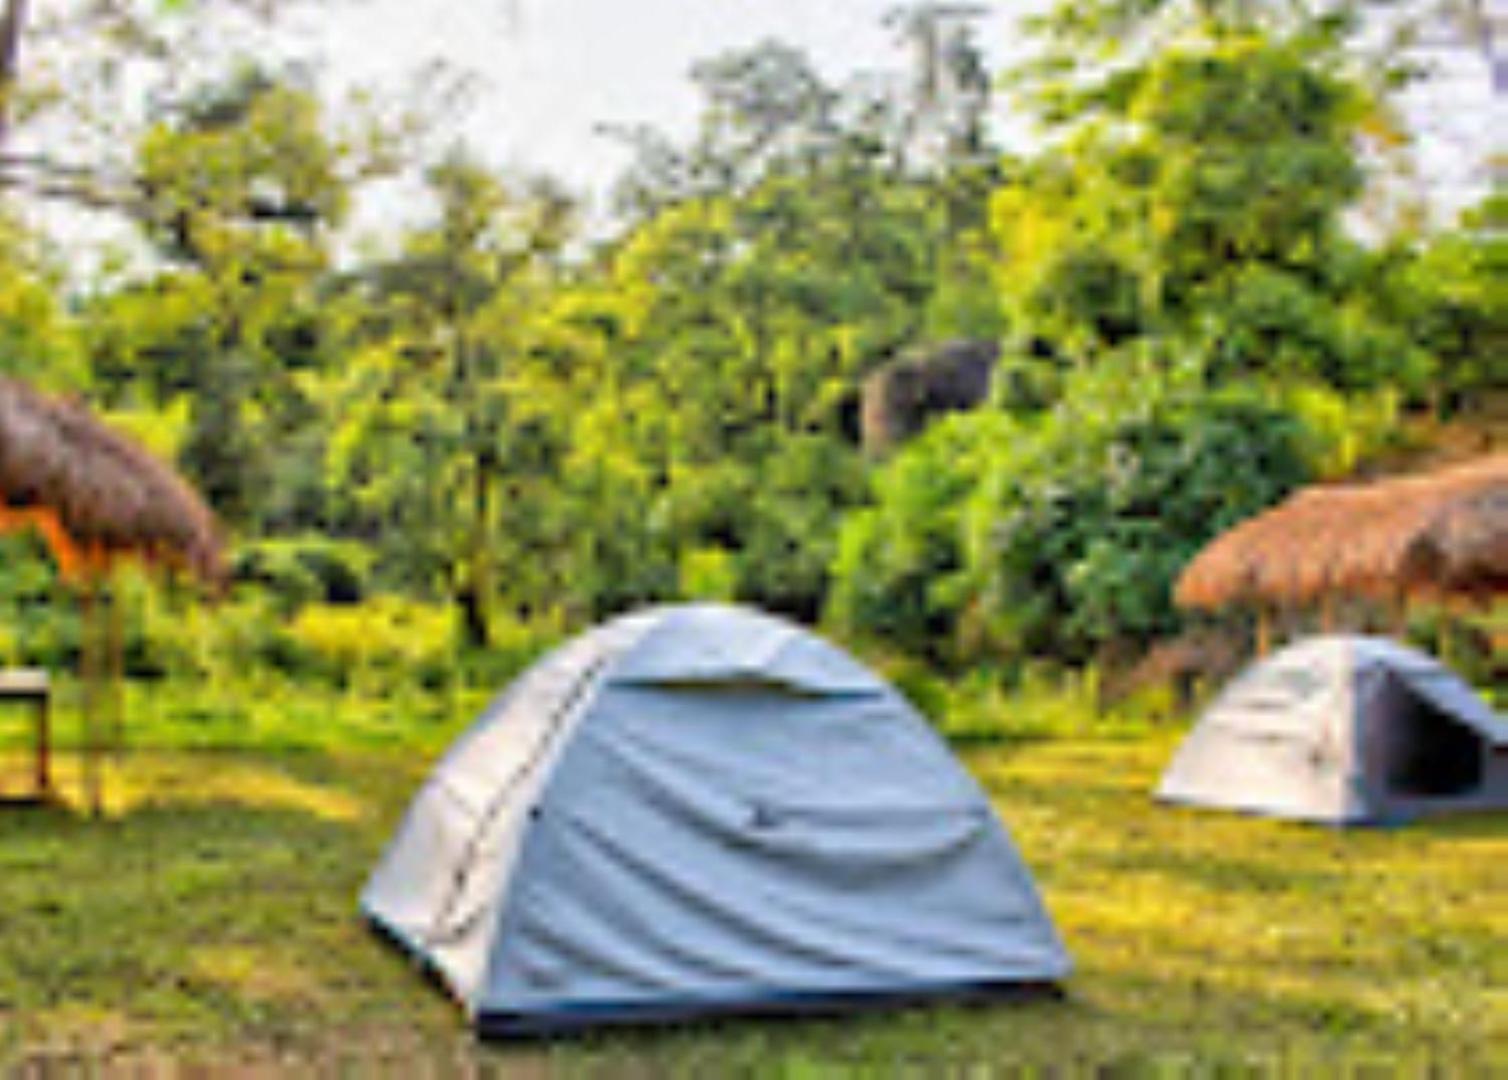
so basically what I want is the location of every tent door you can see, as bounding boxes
[1378,676,1486,799]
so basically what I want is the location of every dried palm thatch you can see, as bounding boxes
[1176,453,1508,611]
[0,377,225,814]
[0,376,224,587]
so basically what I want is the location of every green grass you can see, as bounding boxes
[0,676,1503,1071]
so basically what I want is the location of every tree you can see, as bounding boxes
[992,19,1431,395]
[321,150,572,646]
[603,30,1006,437]
[830,368,1314,665]
[885,2,994,171]
[516,25,1013,622]
[0,0,308,203]
[828,0,1459,669]
[87,67,349,526]
[0,211,86,389]
[1375,192,1508,407]
[0,0,466,259]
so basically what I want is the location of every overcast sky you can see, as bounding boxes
[296,0,1500,228]
[294,0,1037,211]
[27,0,1502,265]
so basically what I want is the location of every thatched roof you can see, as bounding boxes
[1176,453,1508,611]
[0,377,225,586]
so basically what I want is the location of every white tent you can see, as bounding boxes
[1158,635,1508,825]
[362,604,1070,1034]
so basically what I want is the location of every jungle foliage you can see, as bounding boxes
[0,1,1499,687]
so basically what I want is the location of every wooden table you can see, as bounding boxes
[0,669,51,802]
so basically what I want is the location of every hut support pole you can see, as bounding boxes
[1392,597,1409,639]
[1256,608,1272,657]
[79,582,101,817]
[107,577,124,761]
[34,677,49,798]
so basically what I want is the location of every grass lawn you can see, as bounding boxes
[0,678,1503,1071]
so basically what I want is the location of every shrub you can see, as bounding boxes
[831,366,1315,668]
[283,596,456,689]
[968,388,1311,663]
[232,536,374,613]
[1377,194,1508,408]
[828,410,1010,660]
[679,547,738,602]
[1190,265,1433,394]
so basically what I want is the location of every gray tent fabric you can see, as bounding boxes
[362,604,1070,1033]
[1157,635,1508,825]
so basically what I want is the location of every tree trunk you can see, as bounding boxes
[457,584,488,651]
[0,0,27,149]
[79,579,102,817]
[458,455,493,650]
[107,577,125,760]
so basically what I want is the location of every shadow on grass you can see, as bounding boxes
[1406,809,1508,840]
[481,977,1498,1073]
[945,728,1056,750]
[1092,843,1350,895]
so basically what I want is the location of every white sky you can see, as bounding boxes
[23,0,1502,268]
[291,0,1038,219]
[21,0,1044,274]
[292,0,1504,232]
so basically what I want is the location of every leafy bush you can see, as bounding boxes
[728,434,869,619]
[969,389,1310,662]
[283,595,456,689]
[1376,194,1508,408]
[828,410,1009,660]
[678,547,738,602]
[831,366,1314,667]
[990,31,1434,404]
[556,432,869,622]
[1190,265,1432,394]
[0,536,78,669]
[1274,381,1401,478]
[232,536,374,613]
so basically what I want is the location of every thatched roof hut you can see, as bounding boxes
[1176,453,1508,611]
[0,377,224,586]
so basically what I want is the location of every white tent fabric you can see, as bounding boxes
[363,604,1069,1033]
[1158,635,1508,825]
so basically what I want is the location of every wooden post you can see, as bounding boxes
[0,670,52,802]
[35,677,49,797]
[1256,607,1272,657]
[107,576,124,761]
[79,581,100,817]
[1392,596,1409,639]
